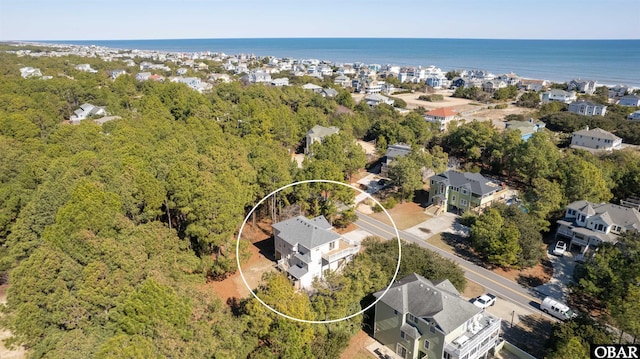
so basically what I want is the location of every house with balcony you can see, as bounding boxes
[541,89,577,104]
[365,93,394,107]
[424,107,459,131]
[568,101,607,116]
[272,215,359,289]
[555,200,640,254]
[373,273,501,359]
[428,170,503,213]
[568,79,597,95]
[570,127,622,152]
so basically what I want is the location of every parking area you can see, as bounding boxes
[534,240,577,301]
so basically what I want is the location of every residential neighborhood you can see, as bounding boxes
[1,40,639,359]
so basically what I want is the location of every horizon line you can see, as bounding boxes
[5,36,640,42]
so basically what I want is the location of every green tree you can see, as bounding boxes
[388,154,423,203]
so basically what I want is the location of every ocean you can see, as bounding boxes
[47,38,640,87]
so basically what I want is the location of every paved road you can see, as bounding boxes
[355,212,558,322]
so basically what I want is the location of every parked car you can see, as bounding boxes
[541,296,577,321]
[553,241,567,256]
[472,294,496,309]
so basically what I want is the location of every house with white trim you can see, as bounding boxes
[273,215,359,289]
[424,107,459,131]
[305,125,339,154]
[70,103,107,124]
[541,89,577,104]
[20,67,42,78]
[556,200,640,254]
[570,127,621,151]
[568,79,597,95]
[372,273,502,359]
[618,95,640,107]
[568,101,607,117]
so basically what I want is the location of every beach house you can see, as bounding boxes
[372,273,501,359]
[381,143,412,176]
[555,200,640,254]
[541,89,577,104]
[428,170,502,213]
[568,101,607,116]
[618,95,640,107]
[504,118,545,141]
[272,215,359,289]
[424,107,459,131]
[70,103,107,124]
[570,127,621,151]
[568,79,598,94]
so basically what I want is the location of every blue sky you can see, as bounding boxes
[1,0,638,40]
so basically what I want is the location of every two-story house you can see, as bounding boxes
[365,93,394,107]
[570,127,622,151]
[373,273,502,359]
[568,101,607,116]
[555,200,640,254]
[272,215,359,289]
[540,89,577,104]
[69,103,107,124]
[568,79,598,95]
[305,125,339,154]
[424,107,459,131]
[428,170,502,213]
[618,95,640,107]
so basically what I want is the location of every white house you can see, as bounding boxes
[270,78,289,87]
[19,67,42,78]
[568,79,598,95]
[273,215,359,289]
[334,75,352,88]
[556,200,640,254]
[364,93,394,107]
[570,127,622,151]
[568,101,607,116]
[541,89,577,104]
[75,64,97,73]
[424,107,459,131]
[70,103,107,124]
[110,69,127,80]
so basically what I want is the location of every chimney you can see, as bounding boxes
[585,125,590,131]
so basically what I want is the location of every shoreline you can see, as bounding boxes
[4,39,640,89]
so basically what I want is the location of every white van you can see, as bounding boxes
[541,297,577,321]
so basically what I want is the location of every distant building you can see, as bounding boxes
[364,93,394,107]
[75,64,97,73]
[628,110,640,121]
[334,75,352,88]
[19,67,42,78]
[381,143,412,176]
[305,125,339,154]
[570,127,622,152]
[424,107,459,131]
[110,69,126,79]
[568,101,607,116]
[273,215,359,289]
[301,83,323,93]
[618,95,640,107]
[70,103,107,124]
[504,118,545,141]
[568,79,598,95]
[541,89,577,104]
[518,79,548,92]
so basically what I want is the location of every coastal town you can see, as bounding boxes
[1,40,640,359]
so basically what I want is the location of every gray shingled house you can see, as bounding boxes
[373,273,501,359]
[428,170,502,213]
[556,200,640,254]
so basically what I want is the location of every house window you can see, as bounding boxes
[423,340,430,349]
[429,325,435,334]
[452,196,456,202]
[444,352,452,359]
[400,330,407,340]
[568,209,575,216]
[329,241,336,250]
[595,224,605,232]
[460,199,468,207]
[462,189,468,195]
[396,344,408,359]
[394,309,398,315]
[578,214,586,223]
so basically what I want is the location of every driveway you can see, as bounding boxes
[404,212,469,239]
[534,243,576,301]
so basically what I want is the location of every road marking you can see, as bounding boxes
[356,213,540,304]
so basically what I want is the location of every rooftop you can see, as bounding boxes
[272,215,341,250]
[425,107,458,117]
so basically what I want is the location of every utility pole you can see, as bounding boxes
[510,310,515,328]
